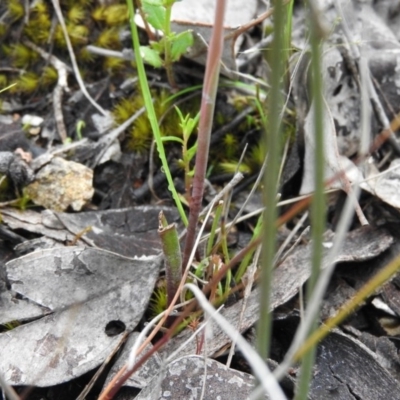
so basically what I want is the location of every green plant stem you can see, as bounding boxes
[158,211,182,307]
[256,0,285,362]
[181,0,226,271]
[283,0,294,86]
[206,201,223,256]
[294,2,326,399]
[127,0,187,226]
[235,214,262,282]
[163,4,176,88]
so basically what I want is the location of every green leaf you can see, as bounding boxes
[161,136,184,144]
[186,143,198,162]
[170,30,193,61]
[143,0,163,4]
[150,39,164,54]
[140,46,163,68]
[142,1,166,31]
[162,0,176,7]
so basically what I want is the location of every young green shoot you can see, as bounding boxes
[127,0,188,226]
[158,211,182,307]
[139,0,194,88]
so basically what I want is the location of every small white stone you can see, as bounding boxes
[21,114,44,127]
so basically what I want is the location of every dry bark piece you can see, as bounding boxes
[0,247,161,386]
[270,226,393,311]
[0,206,180,257]
[0,208,78,244]
[343,325,400,383]
[55,205,180,257]
[381,278,400,317]
[25,156,94,211]
[135,355,258,400]
[310,330,400,400]
[320,275,357,320]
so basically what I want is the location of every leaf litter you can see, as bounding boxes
[2,0,400,399]
[1,247,161,387]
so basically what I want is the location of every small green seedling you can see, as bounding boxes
[162,106,199,201]
[76,120,85,140]
[139,0,193,88]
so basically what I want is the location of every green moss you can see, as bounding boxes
[214,111,226,126]
[7,0,24,22]
[13,72,39,93]
[91,5,107,22]
[42,66,58,86]
[0,75,8,88]
[113,89,187,153]
[104,4,129,26]
[149,285,168,317]
[96,27,121,48]
[92,4,128,26]
[75,0,94,6]
[78,47,96,63]
[222,133,239,160]
[67,4,86,24]
[24,1,51,44]
[15,190,31,210]
[103,56,126,72]
[54,23,89,47]
[0,23,7,38]
[10,44,39,68]
[113,97,135,124]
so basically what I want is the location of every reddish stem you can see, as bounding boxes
[181,0,227,271]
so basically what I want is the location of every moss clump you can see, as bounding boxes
[12,72,40,94]
[2,0,131,98]
[42,66,59,87]
[7,0,24,22]
[103,56,126,72]
[54,23,89,47]
[113,89,194,154]
[67,4,87,24]
[96,27,121,49]
[23,1,52,44]
[149,284,168,317]
[92,4,128,26]
[9,44,39,68]
[0,74,8,88]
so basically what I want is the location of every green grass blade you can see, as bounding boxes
[126,0,188,226]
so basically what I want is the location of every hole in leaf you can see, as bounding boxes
[105,320,126,336]
[333,84,342,96]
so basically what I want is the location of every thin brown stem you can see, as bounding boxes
[181,0,227,272]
